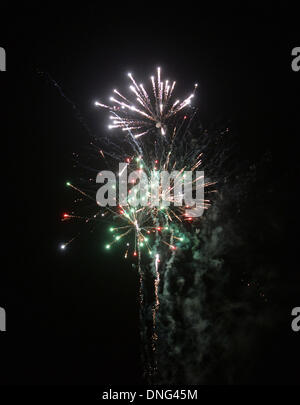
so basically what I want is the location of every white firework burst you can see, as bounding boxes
[95,67,198,138]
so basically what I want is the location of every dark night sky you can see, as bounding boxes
[0,5,299,385]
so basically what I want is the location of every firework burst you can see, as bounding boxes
[94,67,198,138]
[61,68,217,260]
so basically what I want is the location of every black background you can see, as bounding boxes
[0,5,299,386]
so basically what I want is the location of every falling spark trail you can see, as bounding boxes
[153,254,160,340]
